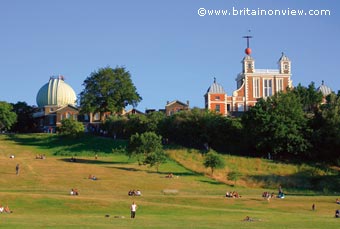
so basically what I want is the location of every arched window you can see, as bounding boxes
[94,113,100,121]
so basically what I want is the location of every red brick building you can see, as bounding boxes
[205,52,292,115]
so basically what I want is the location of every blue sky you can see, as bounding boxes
[0,0,339,110]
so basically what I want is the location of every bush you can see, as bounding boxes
[58,119,85,138]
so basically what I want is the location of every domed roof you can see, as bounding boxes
[317,81,332,96]
[36,76,77,107]
[206,78,226,94]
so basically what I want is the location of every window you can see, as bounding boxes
[264,79,272,97]
[215,96,220,101]
[253,78,260,98]
[94,113,100,121]
[84,114,89,121]
[276,78,283,92]
[227,104,231,111]
[284,64,289,70]
[215,105,220,113]
[238,104,244,112]
[66,112,71,119]
[49,116,54,125]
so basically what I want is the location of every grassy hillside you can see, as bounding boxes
[167,148,340,194]
[0,134,340,228]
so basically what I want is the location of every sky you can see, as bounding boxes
[0,0,339,111]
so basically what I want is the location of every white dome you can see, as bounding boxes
[206,78,225,94]
[317,81,332,97]
[36,76,77,107]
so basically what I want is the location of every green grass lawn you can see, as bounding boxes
[0,134,339,228]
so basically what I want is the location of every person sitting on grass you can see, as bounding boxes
[335,209,340,218]
[135,190,141,196]
[70,188,79,196]
[4,205,12,213]
[0,205,4,213]
[336,198,340,204]
[88,174,97,180]
[243,216,253,221]
[166,173,174,178]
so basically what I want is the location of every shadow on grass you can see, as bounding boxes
[247,173,340,194]
[58,158,128,165]
[4,134,127,155]
[109,166,141,172]
[198,179,226,186]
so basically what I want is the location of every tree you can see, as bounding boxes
[293,82,323,113]
[10,102,36,133]
[58,119,85,138]
[128,131,166,171]
[311,93,340,161]
[242,91,311,159]
[0,101,17,131]
[203,150,225,175]
[79,67,142,118]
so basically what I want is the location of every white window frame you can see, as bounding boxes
[276,78,283,92]
[215,104,220,113]
[253,78,260,98]
[263,79,273,97]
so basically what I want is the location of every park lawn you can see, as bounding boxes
[0,134,339,228]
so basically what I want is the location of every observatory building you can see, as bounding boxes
[205,36,293,116]
[33,76,81,133]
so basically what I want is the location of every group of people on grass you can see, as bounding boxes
[165,173,174,178]
[35,154,46,159]
[70,188,79,196]
[0,205,12,214]
[262,191,276,200]
[128,190,141,196]
[335,198,340,218]
[225,191,241,198]
[88,174,97,180]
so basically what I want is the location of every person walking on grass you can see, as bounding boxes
[130,201,137,218]
[15,164,19,175]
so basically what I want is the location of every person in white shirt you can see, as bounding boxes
[130,202,137,218]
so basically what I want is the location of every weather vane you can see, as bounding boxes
[242,30,253,55]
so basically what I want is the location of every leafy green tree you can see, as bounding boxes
[128,131,166,171]
[145,111,165,133]
[10,102,36,133]
[0,101,17,131]
[203,150,225,175]
[242,91,311,158]
[79,67,142,118]
[159,108,244,154]
[293,82,323,113]
[59,119,85,138]
[102,115,128,139]
[125,114,149,136]
[312,93,340,161]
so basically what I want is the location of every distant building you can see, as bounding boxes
[33,76,80,132]
[205,78,228,115]
[33,76,105,133]
[165,100,189,116]
[317,80,332,104]
[205,45,292,116]
[123,108,145,116]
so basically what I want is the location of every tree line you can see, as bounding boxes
[1,66,339,165]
